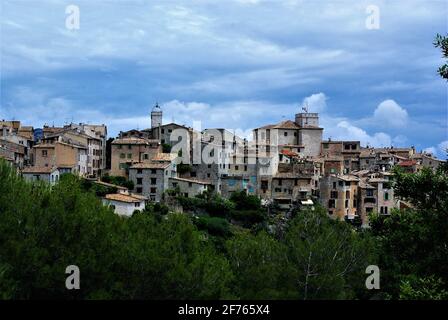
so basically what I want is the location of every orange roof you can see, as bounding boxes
[398,160,417,167]
[280,149,298,157]
[152,153,176,162]
[22,166,57,174]
[104,193,145,203]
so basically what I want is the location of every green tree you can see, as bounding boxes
[226,231,291,299]
[370,165,448,298]
[285,207,376,300]
[434,33,448,80]
[399,276,448,300]
[0,160,233,299]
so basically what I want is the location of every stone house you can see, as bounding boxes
[102,193,147,217]
[129,160,177,202]
[22,166,60,185]
[168,177,212,198]
[110,137,161,177]
[32,141,88,176]
[319,175,360,221]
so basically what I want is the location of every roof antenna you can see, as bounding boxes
[302,101,309,113]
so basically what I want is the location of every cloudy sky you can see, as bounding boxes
[1,0,447,157]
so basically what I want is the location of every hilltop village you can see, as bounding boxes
[1,104,444,227]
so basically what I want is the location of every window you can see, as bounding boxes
[274,188,281,192]
[323,143,329,149]
[384,192,389,201]
[151,178,157,185]
[278,179,282,186]
[345,199,349,208]
[191,172,197,177]
[235,165,239,171]
[128,145,132,150]
[330,190,338,198]
[207,173,211,178]
[137,178,143,185]
[136,187,142,193]
[208,164,212,168]
[366,189,374,197]
[161,129,165,134]
[137,169,143,174]
[151,169,157,174]
[329,199,336,208]
[119,163,128,170]
[188,182,193,187]
[134,202,140,208]
[127,154,132,159]
[284,132,288,136]
[346,191,350,199]
[244,165,247,171]
[332,182,337,189]
[42,150,48,157]
[144,154,149,160]
[120,153,125,159]
[150,187,157,194]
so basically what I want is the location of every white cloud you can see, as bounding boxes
[302,92,327,113]
[423,147,437,156]
[325,120,392,147]
[438,140,448,156]
[372,99,409,128]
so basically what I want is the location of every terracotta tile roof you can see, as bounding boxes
[258,120,301,130]
[398,160,417,167]
[112,137,159,145]
[338,175,360,182]
[273,120,301,129]
[130,162,171,169]
[280,149,299,157]
[368,178,388,183]
[22,166,57,174]
[104,193,145,203]
[170,177,211,185]
[152,153,176,162]
[93,180,128,190]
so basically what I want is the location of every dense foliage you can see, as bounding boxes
[434,33,448,80]
[370,165,448,299]
[0,160,380,299]
[101,174,134,190]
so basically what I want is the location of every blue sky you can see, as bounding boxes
[1,0,447,157]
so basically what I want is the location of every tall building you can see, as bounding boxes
[151,103,163,129]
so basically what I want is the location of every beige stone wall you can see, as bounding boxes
[111,143,161,177]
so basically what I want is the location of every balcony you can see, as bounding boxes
[364,197,376,204]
